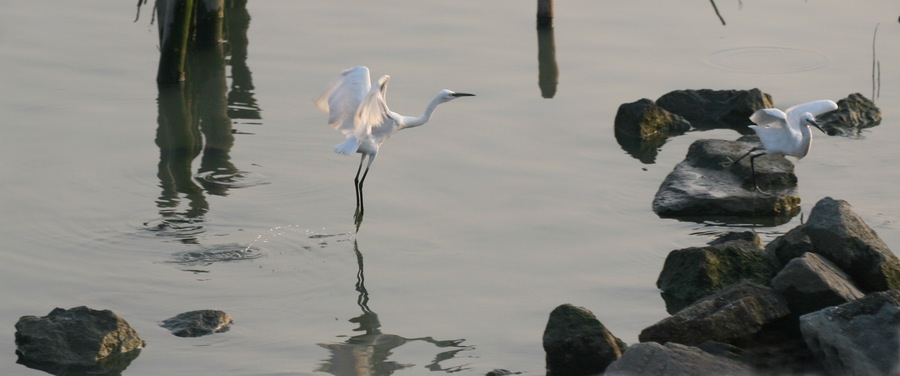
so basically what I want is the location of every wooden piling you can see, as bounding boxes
[156,0,195,86]
[537,0,553,28]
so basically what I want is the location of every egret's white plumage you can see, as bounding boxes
[729,99,838,192]
[314,66,474,222]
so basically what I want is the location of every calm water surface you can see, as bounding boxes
[1,1,898,375]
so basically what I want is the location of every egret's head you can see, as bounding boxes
[437,89,475,103]
[801,112,826,134]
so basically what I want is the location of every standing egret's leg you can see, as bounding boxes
[748,152,769,194]
[354,154,376,232]
[721,146,764,168]
[354,154,366,208]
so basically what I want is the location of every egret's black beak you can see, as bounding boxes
[808,119,826,134]
[451,93,475,97]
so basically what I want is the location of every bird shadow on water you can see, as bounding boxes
[316,240,474,375]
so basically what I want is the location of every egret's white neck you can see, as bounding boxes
[401,94,445,129]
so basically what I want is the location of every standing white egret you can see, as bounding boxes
[726,99,838,193]
[314,66,474,224]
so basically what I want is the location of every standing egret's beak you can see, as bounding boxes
[808,119,826,134]
[450,92,475,97]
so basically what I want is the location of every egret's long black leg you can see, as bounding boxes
[749,152,768,194]
[354,154,365,209]
[722,146,764,168]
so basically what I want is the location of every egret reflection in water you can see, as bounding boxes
[317,240,472,375]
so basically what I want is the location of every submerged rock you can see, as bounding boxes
[657,234,776,314]
[817,93,882,136]
[543,304,626,376]
[161,309,233,337]
[800,290,900,376]
[605,342,754,376]
[639,281,790,346]
[771,252,865,315]
[655,88,773,130]
[15,306,144,375]
[652,138,800,220]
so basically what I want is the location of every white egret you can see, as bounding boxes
[314,66,474,222]
[726,99,838,193]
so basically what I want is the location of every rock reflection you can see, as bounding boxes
[317,241,472,375]
[149,0,261,246]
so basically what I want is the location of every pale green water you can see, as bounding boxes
[1,1,898,375]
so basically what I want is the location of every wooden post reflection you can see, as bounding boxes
[537,26,559,99]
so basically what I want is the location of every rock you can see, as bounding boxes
[771,252,865,315]
[652,138,800,220]
[15,306,144,375]
[639,281,790,346]
[657,234,776,314]
[803,197,900,292]
[614,99,691,163]
[656,89,773,130]
[605,342,754,376]
[800,290,900,376]
[817,93,882,136]
[160,309,233,337]
[543,304,626,376]
[765,224,815,267]
[765,197,900,292]
[707,231,761,247]
[615,98,692,139]
[485,369,521,376]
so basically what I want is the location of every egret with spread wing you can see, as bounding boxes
[724,99,838,193]
[314,66,474,225]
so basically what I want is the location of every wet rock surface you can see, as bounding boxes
[652,138,800,219]
[800,290,900,376]
[14,306,144,375]
[605,342,754,376]
[657,234,775,314]
[655,88,773,130]
[817,93,882,136]
[639,281,790,346]
[161,309,233,337]
[614,98,691,163]
[542,304,626,376]
[771,252,866,315]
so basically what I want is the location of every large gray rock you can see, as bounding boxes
[817,93,882,136]
[614,98,691,164]
[543,304,626,376]
[657,234,776,314]
[655,88,773,130]
[605,342,753,376]
[800,290,900,376]
[15,306,144,375]
[771,252,865,315]
[803,197,900,292]
[639,281,790,346]
[766,198,900,292]
[652,138,801,219]
[161,309,233,337]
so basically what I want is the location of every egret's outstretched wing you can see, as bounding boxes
[784,99,838,129]
[354,74,393,139]
[749,108,787,128]
[314,66,371,136]
[785,100,839,118]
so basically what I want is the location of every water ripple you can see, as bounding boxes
[169,243,264,266]
[706,46,829,74]
[194,168,270,190]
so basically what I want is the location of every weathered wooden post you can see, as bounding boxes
[195,0,225,49]
[537,0,553,28]
[156,0,194,85]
